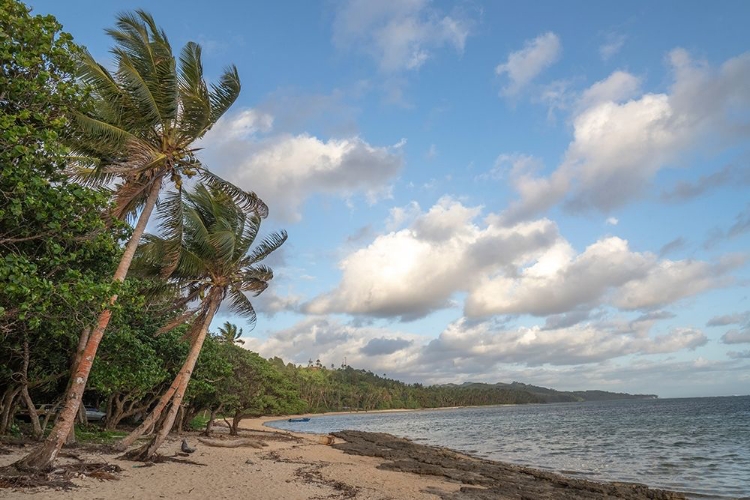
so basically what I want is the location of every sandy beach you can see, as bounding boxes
[0,415,686,500]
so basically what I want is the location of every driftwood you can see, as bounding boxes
[318,435,336,445]
[196,437,267,449]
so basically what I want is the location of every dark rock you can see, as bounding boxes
[332,431,686,500]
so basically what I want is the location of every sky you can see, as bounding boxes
[29,0,750,398]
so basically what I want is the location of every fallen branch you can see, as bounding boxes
[197,437,267,449]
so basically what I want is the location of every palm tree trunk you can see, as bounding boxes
[13,176,164,471]
[123,289,222,461]
[114,342,193,451]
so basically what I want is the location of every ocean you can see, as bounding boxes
[267,396,750,499]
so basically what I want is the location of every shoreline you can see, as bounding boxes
[1,415,689,499]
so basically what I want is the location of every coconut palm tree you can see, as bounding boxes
[119,183,285,460]
[217,321,244,344]
[15,11,264,470]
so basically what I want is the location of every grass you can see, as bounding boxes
[188,414,210,431]
[74,425,127,444]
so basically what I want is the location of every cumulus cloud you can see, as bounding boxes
[612,254,745,310]
[304,198,559,320]
[244,315,711,386]
[575,71,641,111]
[360,337,414,356]
[498,50,750,222]
[496,32,562,96]
[243,317,428,374]
[722,329,750,344]
[332,0,471,73]
[708,311,750,345]
[420,319,707,371]
[304,199,741,321]
[707,311,749,327]
[199,110,404,222]
[468,239,743,317]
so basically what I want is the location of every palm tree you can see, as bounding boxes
[217,321,244,344]
[15,11,264,470]
[120,184,285,460]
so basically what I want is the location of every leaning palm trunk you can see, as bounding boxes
[14,177,163,471]
[123,290,222,461]
[114,332,200,451]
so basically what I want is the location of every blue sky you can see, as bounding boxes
[30,0,750,397]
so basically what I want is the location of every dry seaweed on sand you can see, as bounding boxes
[0,462,123,490]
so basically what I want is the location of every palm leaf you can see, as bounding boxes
[208,65,241,125]
[227,288,258,328]
[198,168,268,218]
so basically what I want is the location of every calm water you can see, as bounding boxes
[268,397,750,499]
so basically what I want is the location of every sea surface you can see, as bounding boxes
[268,396,750,499]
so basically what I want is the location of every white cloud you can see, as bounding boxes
[576,71,641,111]
[304,198,559,320]
[332,0,471,73]
[207,108,274,140]
[243,317,428,374]
[498,50,750,221]
[612,254,746,310]
[599,32,626,61]
[199,110,404,222]
[304,199,740,320]
[245,315,709,385]
[421,318,707,368]
[496,32,562,96]
[606,217,619,226]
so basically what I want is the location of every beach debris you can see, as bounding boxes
[318,435,336,445]
[0,462,122,490]
[181,439,196,454]
[197,437,267,449]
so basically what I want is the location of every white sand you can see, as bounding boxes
[0,417,462,500]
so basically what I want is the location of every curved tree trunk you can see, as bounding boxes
[0,387,21,434]
[230,412,242,436]
[13,177,163,471]
[203,404,221,437]
[114,344,195,450]
[123,289,222,461]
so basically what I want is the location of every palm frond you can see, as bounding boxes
[242,231,288,264]
[208,65,241,125]
[177,42,211,141]
[112,177,157,221]
[72,112,140,155]
[155,308,199,336]
[198,168,268,218]
[154,188,185,276]
[227,288,258,328]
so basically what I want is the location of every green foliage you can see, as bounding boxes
[0,0,125,411]
[74,425,127,444]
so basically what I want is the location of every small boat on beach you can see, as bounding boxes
[288,417,311,422]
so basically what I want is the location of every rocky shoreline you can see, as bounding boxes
[332,430,687,500]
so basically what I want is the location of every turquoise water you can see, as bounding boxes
[267,396,750,499]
